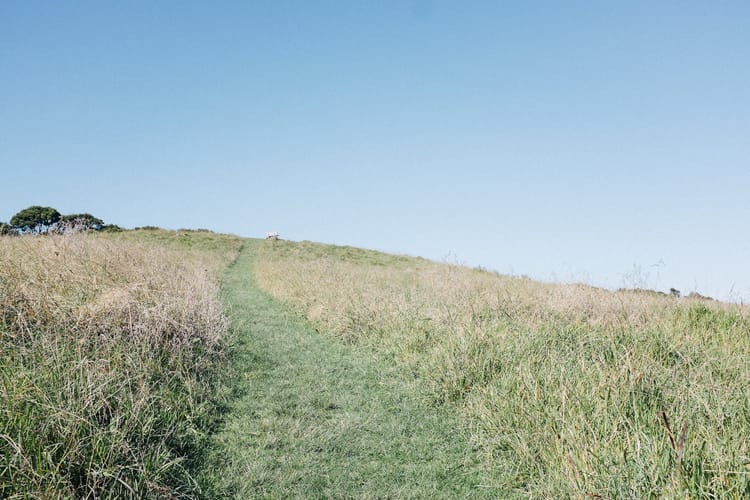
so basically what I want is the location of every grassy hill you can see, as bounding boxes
[2,230,748,497]
[254,239,750,498]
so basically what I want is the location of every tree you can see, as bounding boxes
[59,213,104,231]
[0,222,17,236]
[10,206,61,233]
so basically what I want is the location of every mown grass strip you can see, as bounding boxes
[204,240,491,498]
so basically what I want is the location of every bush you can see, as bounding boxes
[0,222,16,236]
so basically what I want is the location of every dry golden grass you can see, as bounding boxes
[2,234,229,349]
[255,239,750,497]
[0,231,242,497]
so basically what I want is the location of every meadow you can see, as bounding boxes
[3,230,749,498]
[0,230,241,498]
[254,240,750,498]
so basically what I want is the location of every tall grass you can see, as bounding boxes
[255,240,750,497]
[0,231,241,498]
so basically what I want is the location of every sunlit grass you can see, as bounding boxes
[0,230,241,497]
[205,241,490,498]
[255,239,750,497]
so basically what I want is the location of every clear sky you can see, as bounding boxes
[2,1,749,301]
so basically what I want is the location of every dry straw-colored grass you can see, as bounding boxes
[3,233,228,349]
[0,231,241,498]
[255,240,750,498]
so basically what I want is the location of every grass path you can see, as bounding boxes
[204,241,492,498]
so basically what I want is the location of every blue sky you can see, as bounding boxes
[2,1,749,301]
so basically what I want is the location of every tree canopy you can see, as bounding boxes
[10,206,61,232]
[3,206,112,234]
[0,222,16,236]
[60,213,104,230]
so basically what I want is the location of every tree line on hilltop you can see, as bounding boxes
[0,206,123,236]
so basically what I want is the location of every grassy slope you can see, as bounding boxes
[205,240,492,498]
[103,228,243,263]
[7,229,747,497]
[0,230,241,498]
[254,239,750,498]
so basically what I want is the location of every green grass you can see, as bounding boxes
[253,239,750,498]
[102,227,243,261]
[7,230,748,497]
[267,239,420,267]
[0,230,241,498]
[202,240,493,498]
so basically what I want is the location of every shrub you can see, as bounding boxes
[0,222,16,236]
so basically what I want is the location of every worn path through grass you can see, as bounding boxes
[204,241,492,498]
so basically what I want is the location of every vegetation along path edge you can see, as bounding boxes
[203,240,493,498]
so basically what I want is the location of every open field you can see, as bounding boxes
[255,239,750,498]
[4,230,748,497]
[0,230,241,497]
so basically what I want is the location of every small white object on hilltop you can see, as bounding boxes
[265,232,280,240]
